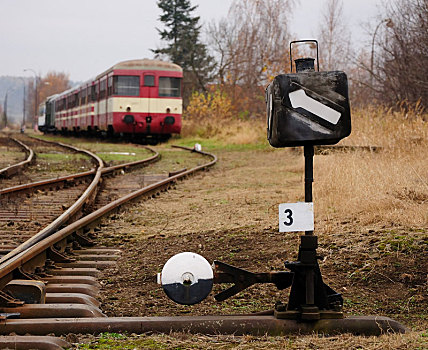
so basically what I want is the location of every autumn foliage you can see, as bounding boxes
[182,86,265,143]
[26,71,71,125]
[38,72,71,103]
[185,89,234,122]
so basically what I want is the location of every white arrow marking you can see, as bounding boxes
[289,89,341,125]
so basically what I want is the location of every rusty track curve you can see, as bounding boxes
[0,137,34,178]
[0,145,216,297]
[0,141,104,268]
[0,138,160,270]
[0,146,159,197]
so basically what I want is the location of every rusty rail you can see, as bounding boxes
[0,335,70,349]
[0,315,408,336]
[0,146,159,197]
[0,146,216,290]
[0,144,104,271]
[0,137,34,178]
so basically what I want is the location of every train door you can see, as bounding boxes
[89,85,95,129]
[142,73,156,133]
[99,77,107,130]
[94,81,100,130]
[107,74,113,127]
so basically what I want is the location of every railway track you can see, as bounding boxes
[0,134,95,190]
[0,138,217,348]
[0,138,405,349]
[0,135,34,179]
[0,136,103,264]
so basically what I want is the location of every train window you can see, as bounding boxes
[90,86,96,102]
[159,77,181,97]
[100,80,107,99]
[113,76,140,96]
[80,89,86,105]
[39,104,45,116]
[108,76,113,96]
[144,75,155,87]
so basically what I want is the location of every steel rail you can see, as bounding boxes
[0,137,34,178]
[0,144,104,270]
[0,146,216,287]
[0,146,159,197]
[0,315,408,336]
[0,335,70,349]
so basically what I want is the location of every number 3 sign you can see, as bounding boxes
[279,203,314,232]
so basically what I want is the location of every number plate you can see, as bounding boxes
[279,202,314,232]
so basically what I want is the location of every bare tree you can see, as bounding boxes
[354,0,428,108]
[375,0,428,109]
[207,0,296,117]
[317,0,352,71]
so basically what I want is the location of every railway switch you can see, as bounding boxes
[158,41,406,333]
[159,40,349,321]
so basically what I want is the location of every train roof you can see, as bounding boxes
[98,59,182,79]
[45,59,182,102]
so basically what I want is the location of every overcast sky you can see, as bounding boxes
[0,0,384,82]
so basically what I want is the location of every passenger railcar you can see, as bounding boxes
[40,59,182,142]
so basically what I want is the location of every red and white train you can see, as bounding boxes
[39,59,182,142]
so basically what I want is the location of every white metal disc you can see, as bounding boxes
[161,252,213,305]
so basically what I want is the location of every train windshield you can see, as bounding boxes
[113,76,140,96]
[38,104,46,116]
[159,77,181,97]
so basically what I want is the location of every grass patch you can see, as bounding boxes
[169,135,270,152]
[31,134,154,165]
[76,333,169,349]
[37,153,88,162]
[178,117,270,151]
[0,151,26,161]
[315,107,428,229]
[377,233,427,254]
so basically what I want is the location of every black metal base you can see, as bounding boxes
[274,309,343,320]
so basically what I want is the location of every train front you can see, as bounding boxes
[110,59,183,141]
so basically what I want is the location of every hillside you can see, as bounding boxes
[0,76,28,123]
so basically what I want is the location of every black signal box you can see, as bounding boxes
[266,40,351,148]
[266,70,351,147]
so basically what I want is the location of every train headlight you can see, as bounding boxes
[123,115,135,124]
[164,116,175,125]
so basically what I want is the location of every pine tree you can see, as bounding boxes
[153,0,215,98]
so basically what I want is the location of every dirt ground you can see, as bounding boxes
[79,146,428,349]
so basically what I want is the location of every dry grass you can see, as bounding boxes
[181,118,266,145]
[315,107,428,229]
[76,331,427,349]
[182,105,428,229]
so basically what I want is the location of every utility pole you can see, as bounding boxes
[18,77,26,132]
[370,18,393,88]
[2,93,7,128]
[24,68,38,128]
